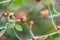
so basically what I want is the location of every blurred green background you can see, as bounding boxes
[0,0,60,40]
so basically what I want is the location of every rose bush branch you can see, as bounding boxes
[33,30,60,40]
[0,0,12,20]
[46,4,57,31]
[0,0,11,4]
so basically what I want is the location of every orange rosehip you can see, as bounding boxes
[29,21,34,26]
[57,26,60,30]
[21,16,27,23]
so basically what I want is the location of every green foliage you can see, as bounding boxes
[14,0,35,7]
[0,0,60,40]
[0,27,6,36]
[14,0,23,6]
[7,23,14,28]
[15,24,23,31]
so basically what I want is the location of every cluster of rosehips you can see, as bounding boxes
[21,16,34,26]
[3,11,34,26]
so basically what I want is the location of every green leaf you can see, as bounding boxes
[13,0,33,7]
[0,29,6,36]
[7,23,15,28]
[9,12,14,16]
[15,24,23,31]
[8,19,14,22]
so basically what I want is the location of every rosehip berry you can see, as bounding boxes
[21,16,27,23]
[29,21,34,26]
[57,26,60,30]
[40,11,47,18]
[44,9,49,15]
[40,9,49,18]
[36,0,41,2]
[3,12,9,17]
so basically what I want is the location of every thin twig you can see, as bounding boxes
[0,27,6,30]
[27,31,60,40]
[34,31,60,40]
[0,0,10,4]
[49,13,60,18]
[51,0,60,14]
[24,23,35,37]
[13,28,22,40]
[46,4,57,31]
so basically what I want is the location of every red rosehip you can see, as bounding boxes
[29,21,34,26]
[57,26,60,30]
[21,16,27,23]
[3,12,9,17]
[36,0,41,2]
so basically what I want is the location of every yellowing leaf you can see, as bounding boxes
[45,0,52,4]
